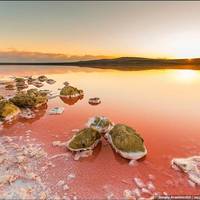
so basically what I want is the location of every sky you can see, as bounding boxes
[1,1,200,62]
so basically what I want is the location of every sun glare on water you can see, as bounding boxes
[171,70,199,83]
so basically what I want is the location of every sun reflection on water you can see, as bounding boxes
[169,69,199,83]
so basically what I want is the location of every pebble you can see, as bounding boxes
[63,184,69,190]
[67,173,76,181]
[57,180,65,186]
[132,188,141,198]
[146,181,155,191]
[128,160,138,167]
[133,177,145,188]
[123,189,133,199]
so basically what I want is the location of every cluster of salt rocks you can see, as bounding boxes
[122,176,158,200]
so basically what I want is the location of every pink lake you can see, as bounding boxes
[0,65,200,199]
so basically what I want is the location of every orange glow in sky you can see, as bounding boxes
[1,2,200,61]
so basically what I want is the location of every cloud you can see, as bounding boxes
[0,50,109,62]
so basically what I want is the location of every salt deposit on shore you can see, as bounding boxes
[0,135,75,199]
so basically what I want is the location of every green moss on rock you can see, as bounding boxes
[15,78,25,83]
[109,124,145,153]
[0,100,20,121]
[0,95,4,101]
[68,128,101,150]
[10,89,48,108]
[60,86,83,96]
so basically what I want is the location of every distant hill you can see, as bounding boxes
[1,57,200,70]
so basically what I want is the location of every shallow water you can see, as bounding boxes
[0,65,200,198]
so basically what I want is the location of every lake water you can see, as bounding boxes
[0,65,199,198]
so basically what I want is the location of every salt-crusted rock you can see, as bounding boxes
[88,97,101,105]
[52,141,67,147]
[171,156,200,185]
[86,116,114,134]
[105,124,147,160]
[74,150,93,160]
[49,107,64,115]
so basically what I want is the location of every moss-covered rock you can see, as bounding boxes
[0,95,4,101]
[27,77,36,85]
[10,89,48,108]
[60,86,83,97]
[15,78,25,83]
[67,128,101,151]
[38,75,48,82]
[108,124,145,153]
[0,100,20,121]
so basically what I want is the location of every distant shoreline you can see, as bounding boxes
[0,57,200,70]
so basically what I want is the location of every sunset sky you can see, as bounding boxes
[0,1,200,62]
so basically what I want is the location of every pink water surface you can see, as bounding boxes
[0,65,200,198]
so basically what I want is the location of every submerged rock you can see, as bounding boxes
[171,156,200,185]
[39,89,51,95]
[32,81,44,88]
[49,107,64,115]
[66,128,101,152]
[86,116,114,134]
[63,81,69,86]
[38,75,48,82]
[60,86,83,98]
[5,84,16,90]
[88,97,101,105]
[60,95,83,105]
[46,79,56,84]
[10,89,48,108]
[16,81,28,90]
[105,124,147,160]
[0,100,21,121]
